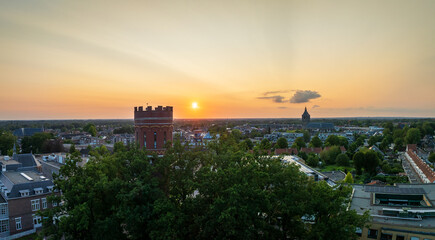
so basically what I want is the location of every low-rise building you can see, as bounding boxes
[0,154,57,239]
[350,184,435,240]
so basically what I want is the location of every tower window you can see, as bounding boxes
[154,132,157,149]
[164,131,167,145]
[143,133,147,148]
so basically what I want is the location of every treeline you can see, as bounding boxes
[41,139,368,240]
[21,133,64,154]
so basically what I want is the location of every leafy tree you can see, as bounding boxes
[42,141,369,240]
[344,172,354,184]
[292,137,306,149]
[363,151,379,175]
[325,135,340,146]
[429,152,435,164]
[276,137,288,149]
[0,131,15,155]
[405,128,421,144]
[422,122,434,136]
[21,132,54,153]
[306,154,319,167]
[320,146,341,165]
[69,144,77,154]
[84,123,98,137]
[259,138,271,150]
[336,153,350,167]
[239,139,254,151]
[394,138,404,151]
[353,152,364,175]
[303,130,311,143]
[114,142,126,153]
[309,136,322,148]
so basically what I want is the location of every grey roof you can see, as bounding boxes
[0,170,54,199]
[322,171,346,182]
[364,185,426,194]
[13,128,43,137]
[305,122,335,129]
[13,154,37,167]
[350,184,435,229]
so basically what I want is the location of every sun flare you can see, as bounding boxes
[192,102,199,109]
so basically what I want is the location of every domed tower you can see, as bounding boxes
[302,107,310,127]
[134,105,173,154]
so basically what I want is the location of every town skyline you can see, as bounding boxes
[1,0,435,120]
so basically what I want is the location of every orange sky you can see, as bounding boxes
[0,1,434,120]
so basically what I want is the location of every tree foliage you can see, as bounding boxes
[0,131,16,155]
[344,172,354,184]
[276,137,288,149]
[309,136,322,148]
[42,141,369,240]
[84,123,98,137]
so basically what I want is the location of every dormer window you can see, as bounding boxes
[19,190,30,197]
[34,188,43,195]
[47,186,54,193]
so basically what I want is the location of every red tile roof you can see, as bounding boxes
[407,145,435,183]
[274,148,298,155]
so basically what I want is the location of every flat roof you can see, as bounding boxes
[0,156,20,165]
[350,184,435,229]
[3,171,49,185]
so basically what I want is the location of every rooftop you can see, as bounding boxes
[3,170,49,185]
[0,156,20,166]
[350,184,435,229]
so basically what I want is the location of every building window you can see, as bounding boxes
[34,188,43,194]
[52,201,58,207]
[31,199,40,211]
[42,198,47,209]
[19,190,29,197]
[396,236,405,240]
[164,131,167,145]
[0,219,8,233]
[367,229,378,239]
[143,133,146,148]
[32,214,42,226]
[410,237,420,240]
[0,204,7,216]
[47,186,53,193]
[15,218,21,230]
[154,132,157,149]
[380,233,392,240]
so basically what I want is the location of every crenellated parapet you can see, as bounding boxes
[134,105,173,153]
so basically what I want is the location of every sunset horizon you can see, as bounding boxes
[1,0,434,120]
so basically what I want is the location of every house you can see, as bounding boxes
[405,144,435,183]
[274,148,298,155]
[0,154,57,238]
[349,184,435,239]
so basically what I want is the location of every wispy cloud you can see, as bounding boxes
[312,105,320,109]
[257,95,286,103]
[290,90,321,103]
[263,90,288,96]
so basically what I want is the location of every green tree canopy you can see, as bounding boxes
[344,172,354,184]
[405,128,421,144]
[309,136,322,148]
[336,153,350,167]
[42,141,369,240]
[292,137,306,149]
[276,137,288,149]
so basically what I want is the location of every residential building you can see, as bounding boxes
[350,184,435,240]
[0,154,56,238]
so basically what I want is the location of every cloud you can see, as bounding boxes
[312,105,320,109]
[290,90,321,103]
[257,95,286,103]
[263,90,288,96]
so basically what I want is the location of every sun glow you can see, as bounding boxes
[192,102,199,109]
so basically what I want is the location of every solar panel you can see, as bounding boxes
[364,186,426,194]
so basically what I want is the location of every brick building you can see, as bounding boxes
[134,105,173,154]
[0,154,56,238]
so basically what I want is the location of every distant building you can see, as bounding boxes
[301,107,310,126]
[13,128,43,138]
[405,144,435,183]
[301,108,335,132]
[134,105,173,154]
[350,184,435,239]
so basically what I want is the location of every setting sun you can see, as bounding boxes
[192,102,199,109]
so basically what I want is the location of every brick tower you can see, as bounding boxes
[134,105,173,154]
